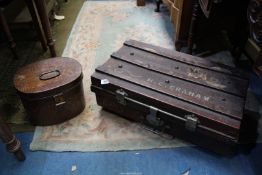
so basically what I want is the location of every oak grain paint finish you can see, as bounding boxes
[91,40,249,151]
[14,57,85,126]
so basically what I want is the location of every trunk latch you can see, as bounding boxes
[185,114,199,132]
[146,106,164,127]
[116,89,128,105]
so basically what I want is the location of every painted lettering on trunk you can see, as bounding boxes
[147,78,210,102]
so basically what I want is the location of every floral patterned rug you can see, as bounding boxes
[30,1,262,152]
[30,1,192,151]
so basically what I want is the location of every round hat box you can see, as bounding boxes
[13,57,85,126]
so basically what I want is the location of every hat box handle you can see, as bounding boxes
[39,70,61,80]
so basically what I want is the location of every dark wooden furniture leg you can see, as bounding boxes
[34,0,56,57]
[187,0,199,54]
[0,8,18,59]
[155,0,162,12]
[137,0,145,6]
[0,115,25,161]
[25,0,47,52]
[175,40,183,51]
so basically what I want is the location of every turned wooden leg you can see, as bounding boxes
[155,0,162,12]
[255,65,262,78]
[175,40,182,51]
[34,0,56,57]
[25,0,47,52]
[187,0,199,55]
[137,0,145,6]
[0,115,25,161]
[0,8,18,59]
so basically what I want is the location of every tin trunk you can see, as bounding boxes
[91,40,250,152]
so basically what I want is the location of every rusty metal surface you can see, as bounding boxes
[14,57,82,95]
[112,45,247,97]
[91,40,249,144]
[14,57,85,126]
[123,40,249,79]
[96,58,244,119]
[91,73,241,140]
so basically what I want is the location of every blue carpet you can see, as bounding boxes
[0,133,262,175]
